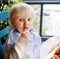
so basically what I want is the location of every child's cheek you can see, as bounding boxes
[29,25,33,29]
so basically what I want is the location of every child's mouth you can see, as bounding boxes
[24,27,29,29]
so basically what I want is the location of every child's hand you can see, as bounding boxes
[21,28,31,40]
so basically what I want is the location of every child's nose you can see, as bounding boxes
[24,20,28,26]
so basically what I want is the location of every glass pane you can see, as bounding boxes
[42,4,60,36]
[29,4,41,33]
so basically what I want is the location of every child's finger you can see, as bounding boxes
[22,28,30,34]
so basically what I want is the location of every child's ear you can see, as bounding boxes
[10,20,15,27]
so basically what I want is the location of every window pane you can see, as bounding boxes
[29,4,41,33]
[42,4,60,36]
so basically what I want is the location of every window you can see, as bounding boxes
[29,4,41,33]
[42,4,60,36]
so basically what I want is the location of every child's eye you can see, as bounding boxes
[28,19,31,21]
[19,19,22,21]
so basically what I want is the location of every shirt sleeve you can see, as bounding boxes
[7,32,15,50]
[7,30,20,50]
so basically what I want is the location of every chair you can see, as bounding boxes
[0,11,9,59]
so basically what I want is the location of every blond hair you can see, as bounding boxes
[9,3,35,20]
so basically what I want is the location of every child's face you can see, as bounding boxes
[12,14,33,33]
